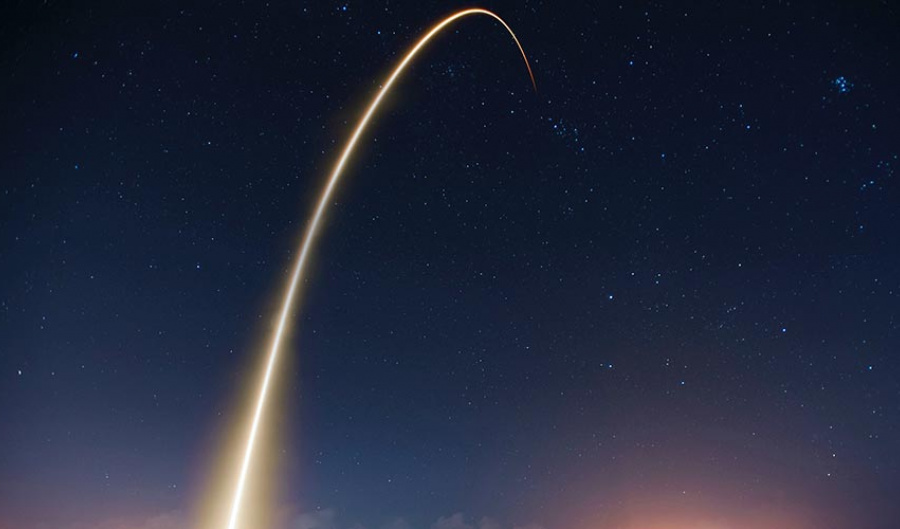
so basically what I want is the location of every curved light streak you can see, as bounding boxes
[224,9,535,529]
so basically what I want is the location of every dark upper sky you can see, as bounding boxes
[1,1,898,528]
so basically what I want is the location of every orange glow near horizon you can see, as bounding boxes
[571,493,819,529]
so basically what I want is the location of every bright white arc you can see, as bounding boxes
[224,9,534,529]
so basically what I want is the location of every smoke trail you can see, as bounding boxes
[224,9,535,529]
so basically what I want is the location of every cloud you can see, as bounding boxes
[477,517,502,529]
[48,510,189,529]
[381,518,412,529]
[431,513,540,529]
[293,508,338,529]
[120,512,187,529]
[432,513,473,529]
[40,507,541,529]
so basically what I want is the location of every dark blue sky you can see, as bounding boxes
[1,2,898,528]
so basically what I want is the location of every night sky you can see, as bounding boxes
[2,1,899,528]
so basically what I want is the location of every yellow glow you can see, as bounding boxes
[223,9,535,529]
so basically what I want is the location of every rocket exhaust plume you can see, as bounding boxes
[223,9,535,529]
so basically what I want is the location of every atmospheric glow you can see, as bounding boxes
[223,9,535,529]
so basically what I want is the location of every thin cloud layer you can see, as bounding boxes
[46,508,542,529]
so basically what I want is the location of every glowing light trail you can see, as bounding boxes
[224,9,535,529]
